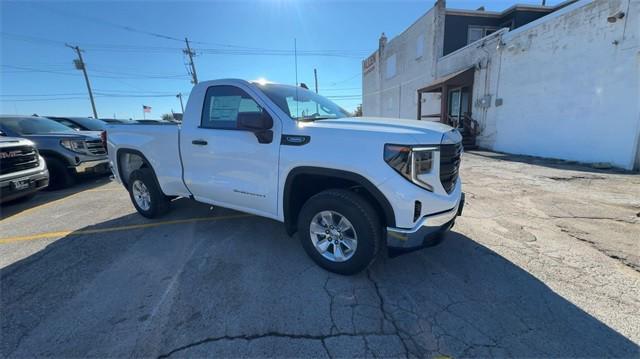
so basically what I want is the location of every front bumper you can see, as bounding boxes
[0,169,49,203]
[386,193,465,253]
[72,159,110,174]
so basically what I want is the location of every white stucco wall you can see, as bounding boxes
[363,0,639,169]
[486,0,639,169]
[362,4,444,119]
[436,30,507,142]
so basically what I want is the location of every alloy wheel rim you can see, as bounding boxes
[132,180,151,211]
[309,210,358,262]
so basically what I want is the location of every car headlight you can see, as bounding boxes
[384,144,436,191]
[60,139,91,155]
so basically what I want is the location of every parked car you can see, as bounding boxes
[0,136,49,203]
[134,119,173,124]
[48,116,109,131]
[100,118,132,125]
[107,79,464,275]
[0,116,109,189]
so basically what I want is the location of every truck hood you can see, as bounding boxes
[0,136,35,148]
[21,131,102,141]
[300,117,456,144]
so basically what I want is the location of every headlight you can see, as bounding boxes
[60,139,90,155]
[384,144,436,191]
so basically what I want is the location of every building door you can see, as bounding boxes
[447,87,470,129]
[448,88,462,127]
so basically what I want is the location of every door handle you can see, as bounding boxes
[192,139,208,146]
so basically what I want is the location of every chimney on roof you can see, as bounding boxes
[435,0,446,9]
[378,32,387,53]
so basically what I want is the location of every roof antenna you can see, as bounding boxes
[294,38,299,119]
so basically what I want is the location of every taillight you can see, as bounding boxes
[101,130,108,153]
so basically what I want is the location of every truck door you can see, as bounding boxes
[180,84,281,218]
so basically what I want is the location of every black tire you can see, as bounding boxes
[128,168,170,218]
[297,189,382,275]
[45,157,75,190]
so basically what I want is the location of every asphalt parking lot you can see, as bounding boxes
[1,151,639,358]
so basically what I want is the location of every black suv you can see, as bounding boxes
[0,116,109,189]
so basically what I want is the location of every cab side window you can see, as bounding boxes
[201,85,263,130]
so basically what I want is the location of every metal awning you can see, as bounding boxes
[418,67,475,93]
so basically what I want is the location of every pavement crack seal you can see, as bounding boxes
[549,215,636,224]
[323,275,339,335]
[157,331,393,358]
[366,269,412,357]
[558,226,640,273]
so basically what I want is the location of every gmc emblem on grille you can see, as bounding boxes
[0,150,22,159]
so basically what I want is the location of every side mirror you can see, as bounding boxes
[237,112,273,131]
[237,112,274,144]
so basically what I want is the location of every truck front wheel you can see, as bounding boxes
[128,168,170,218]
[297,189,382,275]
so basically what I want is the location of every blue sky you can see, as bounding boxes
[1,0,563,119]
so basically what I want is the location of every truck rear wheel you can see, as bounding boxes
[297,189,382,275]
[128,168,170,218]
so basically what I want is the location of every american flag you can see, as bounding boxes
[143,105,152,113]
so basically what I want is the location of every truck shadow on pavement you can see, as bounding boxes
[1,211,637,358]
[0,175,112,220]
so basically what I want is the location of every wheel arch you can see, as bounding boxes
[39,150,73,166]
[283,166,395,235]
[115,148,162,192]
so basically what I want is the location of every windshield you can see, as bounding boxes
[0,117,76,135]
[257,83,350,121]
[70,117,106,131]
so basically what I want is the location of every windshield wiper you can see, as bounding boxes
[297,116,337,122]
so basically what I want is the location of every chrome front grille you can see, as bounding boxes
[439,142,462,193]
[0,145,39,175]
[85,139,106,156]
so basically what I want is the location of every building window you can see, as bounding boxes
[386,54,396,79]
[467,26,498,44]
[415,34,424,59]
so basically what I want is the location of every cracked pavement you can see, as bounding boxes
[1,151,639,357]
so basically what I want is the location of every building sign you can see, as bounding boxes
[363,53,377,75]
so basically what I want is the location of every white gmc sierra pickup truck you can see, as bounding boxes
[107,79,464,274]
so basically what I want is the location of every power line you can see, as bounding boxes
[0,96,90,102]
[0,92,88,97]
[1,65,78,76]
[0,93,188,101]
[35,4,185,42]
[1,32,370,58]
[28,4,372,56]
[329,73,362,86]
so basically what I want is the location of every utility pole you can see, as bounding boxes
[184,38,198,84]
[313,68,319,114]
[313,68,319,94]
[176,93,185,113]
[66,44,98,118]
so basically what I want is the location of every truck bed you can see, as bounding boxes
[107,123,190,196]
